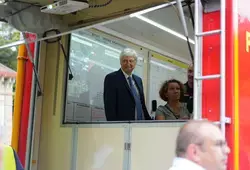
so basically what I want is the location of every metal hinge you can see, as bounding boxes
[213,117,231,125]
[124,142,131,150]
[224,117,231,124]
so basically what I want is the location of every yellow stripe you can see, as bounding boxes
[11,44,27,151]
[150,51,189,69]
[234,20,239,170]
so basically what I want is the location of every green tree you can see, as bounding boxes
[0,22,20,112]
[0,23,20,71]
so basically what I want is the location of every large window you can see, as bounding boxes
[63,29,189,124]
[64,30,145,123]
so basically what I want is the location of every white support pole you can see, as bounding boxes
[220,0,226,137]
[176,0,189,37]
[193,0,203,119]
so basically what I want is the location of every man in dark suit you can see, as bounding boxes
[103,48,151,121]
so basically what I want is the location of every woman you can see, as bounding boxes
[155,79,191,120]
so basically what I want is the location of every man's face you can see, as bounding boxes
[187,66,194,83]
[120,56,136,75]
[196,125,230,170]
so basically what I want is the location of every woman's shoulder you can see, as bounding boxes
[156,105,167,112]
[157,104,173,113]
[179,102,192,117]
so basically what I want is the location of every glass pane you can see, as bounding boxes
[148,51,188,114]
[64,30,144,123]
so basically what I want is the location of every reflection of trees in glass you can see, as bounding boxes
[0,23,20,71]
[68,39,92,98]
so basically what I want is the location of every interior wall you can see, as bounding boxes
[36,36,73,170]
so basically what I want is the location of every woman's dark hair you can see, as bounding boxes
[159,79,184,102]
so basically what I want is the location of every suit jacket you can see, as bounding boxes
[103,69,151,121]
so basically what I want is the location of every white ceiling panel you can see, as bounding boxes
[100,4,195,63]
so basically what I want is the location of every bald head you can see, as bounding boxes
[174,120,229,170]
[175,120,219,157]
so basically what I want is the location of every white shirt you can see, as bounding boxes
[121,69,139,95]
[121,69,143,120]
[168,157,205,170]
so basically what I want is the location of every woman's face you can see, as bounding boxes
[166,82,181,101]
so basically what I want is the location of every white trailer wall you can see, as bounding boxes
[32,27,188,170]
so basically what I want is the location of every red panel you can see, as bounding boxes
[238,0,250,168]
[202,2,236,169]
[18,33,36,166]
[202,12,221,121]
[225,0,235,169]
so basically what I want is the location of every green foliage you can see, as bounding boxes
[0,23,20,71]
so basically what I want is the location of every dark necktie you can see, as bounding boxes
[128,76,143,120]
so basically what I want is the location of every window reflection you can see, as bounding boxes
[64,31,144,123]
[64,30,189,124]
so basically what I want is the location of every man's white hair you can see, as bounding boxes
[119,48,138,61]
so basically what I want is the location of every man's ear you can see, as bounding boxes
[186,144,201,163]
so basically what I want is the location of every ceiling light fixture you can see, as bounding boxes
[134,15,195,44]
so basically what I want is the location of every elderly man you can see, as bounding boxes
[103,48,151,121]
[169,120,230,170]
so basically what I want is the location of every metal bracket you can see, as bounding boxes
[224,117,231,124]
[216,117,231,124]
[213,117,231,125]
[124,143,131,151]
[200,0,220,13]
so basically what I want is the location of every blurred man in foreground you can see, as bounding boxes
[0,144,23,170]
[169,120,230,170]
